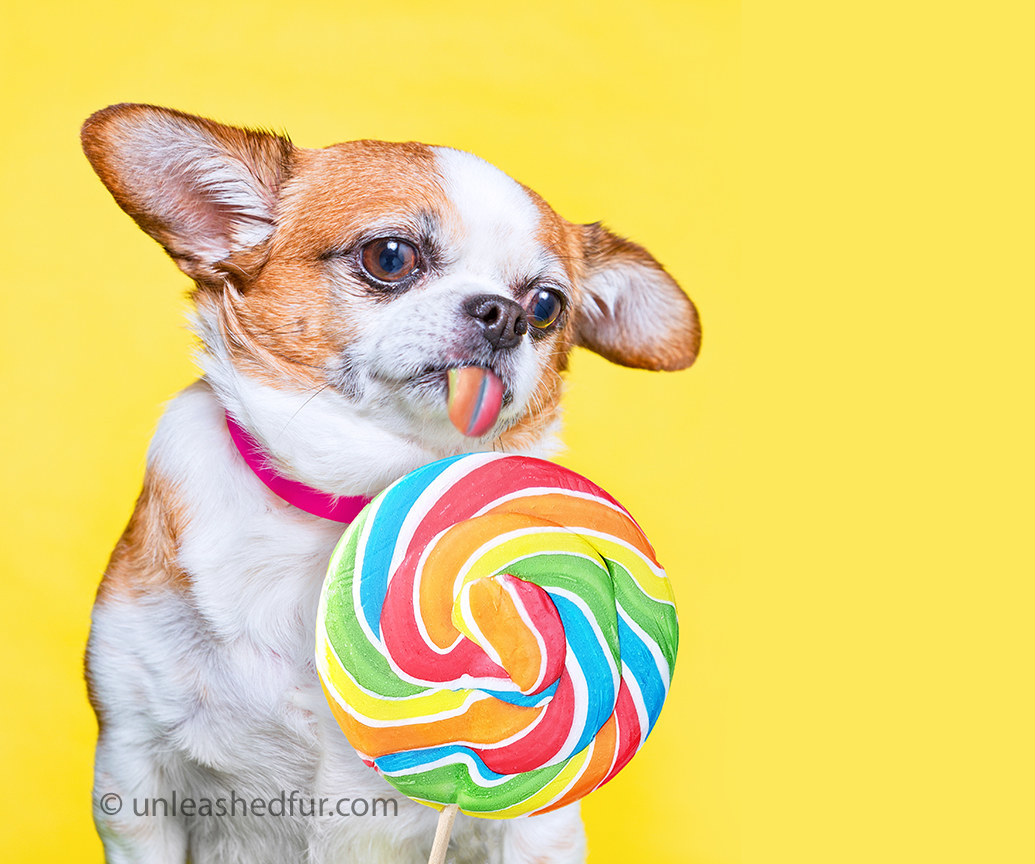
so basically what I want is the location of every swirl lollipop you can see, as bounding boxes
[315,453,678,822]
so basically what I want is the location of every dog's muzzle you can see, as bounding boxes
[462,294,528,351]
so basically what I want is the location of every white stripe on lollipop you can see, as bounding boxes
[446,524,669,603]
[379,750,518,788]
[384,453,502,579]
[618,659,651,751]
[455,578,504,669]
[527,737,598,816]
[318,659,492,726]
[576,528,671,585]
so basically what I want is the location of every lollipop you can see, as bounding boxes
[315,453,678,822]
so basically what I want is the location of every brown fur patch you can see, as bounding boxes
[203,140,450,392]
[522,183,587,286]
[95,468,191,603]
[272,141,444,259]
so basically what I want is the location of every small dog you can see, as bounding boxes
[82,103,700,864]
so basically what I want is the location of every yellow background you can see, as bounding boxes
[2,2,1032,863]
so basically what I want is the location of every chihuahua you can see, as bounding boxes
[82,103,700,864]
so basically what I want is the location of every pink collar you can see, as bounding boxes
[225,412,373,524]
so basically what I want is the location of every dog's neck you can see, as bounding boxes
[196,310,564,506]
[225,412,373,523]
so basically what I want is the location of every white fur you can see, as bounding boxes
[431,148,557,287]
[579,261,681,354]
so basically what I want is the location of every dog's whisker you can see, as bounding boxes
[249,323,308,338]
[278,383,333,439]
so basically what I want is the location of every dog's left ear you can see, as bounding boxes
[575,223,701,370]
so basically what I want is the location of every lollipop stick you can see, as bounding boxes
[428,803,459,864]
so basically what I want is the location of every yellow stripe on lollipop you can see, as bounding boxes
[320,642,548,758]
[319,641,470,721]
[446,527,610,590]
[571,533,675,605]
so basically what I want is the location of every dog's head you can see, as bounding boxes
[82,104,700,492]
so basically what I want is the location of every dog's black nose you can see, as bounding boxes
[463,294,528,350]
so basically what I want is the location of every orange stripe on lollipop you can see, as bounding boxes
[418,512,553,650]
[459,575,548,694]
[483,493,658,562]
[323,683,546,759]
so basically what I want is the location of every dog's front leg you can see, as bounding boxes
[93,729,188,864]
[499,805,587,864]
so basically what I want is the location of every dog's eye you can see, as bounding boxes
[360,238,419,282]
[527,289,564,329]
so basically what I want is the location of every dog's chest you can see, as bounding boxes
[171,511,345,772]
[88,384,586,862]
[137,388,358,780]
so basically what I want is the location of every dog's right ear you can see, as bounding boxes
[81,103,294,286]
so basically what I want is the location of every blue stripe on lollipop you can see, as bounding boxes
[358,456,467,637]
[616,616,666,736]
[550,594,618,755]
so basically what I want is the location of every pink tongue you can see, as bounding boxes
[447,366,504,437]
